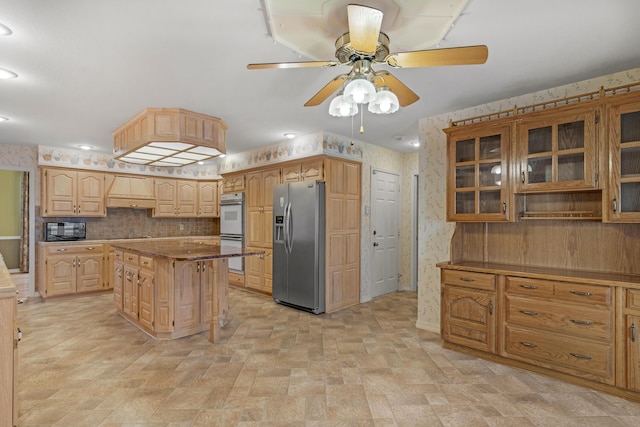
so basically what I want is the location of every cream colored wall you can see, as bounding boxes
[416,67,640,333]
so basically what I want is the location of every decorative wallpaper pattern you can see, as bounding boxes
[38,145,222,179]
[416,67,640,332]
[0,144,38,168]
[218,131,364,174]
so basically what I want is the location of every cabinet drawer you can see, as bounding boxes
[506,277,554,298]
[627,289,640,311]
[46,244,102,255]
[505,326,613,383]
[228,272,245,286]
[554,282,611,306]
[505,295,613,341]
[441,270,495,291]
[123,252,139,266]
[139,255,154,270]
[113,250,123,262]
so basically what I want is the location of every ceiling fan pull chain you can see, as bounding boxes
[360,108,365,134]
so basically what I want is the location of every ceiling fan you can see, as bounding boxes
[247,4,488,114]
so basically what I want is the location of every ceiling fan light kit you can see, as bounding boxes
[329,91,358,117]
[368,87,400,114]
[248,4,488,122]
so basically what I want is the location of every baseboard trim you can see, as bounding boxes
[415,319,439,334]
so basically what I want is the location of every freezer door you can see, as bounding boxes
[272,184,288,301]
[287,181,324,311]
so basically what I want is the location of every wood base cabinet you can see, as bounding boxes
[622,289,640,391]
[113,255,222,339]
[245,248,272,294]
[0,255,17,427]
[441,270,496,353]
[439,263,640,401]
[38,243,106,298]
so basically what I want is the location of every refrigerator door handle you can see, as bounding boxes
[287,202,294,253]
[284,201,291,254]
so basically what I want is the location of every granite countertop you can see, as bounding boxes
[110,240,263,261]
[37,235,220,246]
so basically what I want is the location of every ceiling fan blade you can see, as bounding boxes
[247,60,339,70]
[304,74,349,107]
[374,71,419,107]
[347,4,383,54]
[386,45,489,68]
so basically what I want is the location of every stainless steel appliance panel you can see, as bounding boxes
[272,181,325,314]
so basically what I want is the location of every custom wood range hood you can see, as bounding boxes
[112,108,227,167]
[105,174,155,208]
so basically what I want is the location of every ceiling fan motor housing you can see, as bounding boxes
[334,32,390,64]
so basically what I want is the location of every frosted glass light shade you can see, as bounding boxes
[329,94,358,117]
[368,87,399,114]
[343,78,376,104]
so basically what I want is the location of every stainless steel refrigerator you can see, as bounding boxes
[272,181,325,314]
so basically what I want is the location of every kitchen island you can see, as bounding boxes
[110,240,262,343]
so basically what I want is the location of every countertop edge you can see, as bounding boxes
[437,261,640,288]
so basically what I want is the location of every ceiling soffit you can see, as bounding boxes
[263,0,470,61]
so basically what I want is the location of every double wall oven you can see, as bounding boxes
[219,192,245,273]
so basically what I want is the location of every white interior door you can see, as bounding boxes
[371,169,400,297]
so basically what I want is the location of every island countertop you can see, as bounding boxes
[110,240,263,261]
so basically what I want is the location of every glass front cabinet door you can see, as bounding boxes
[607,93,640,222]
[517,104,598,192]
[446,123,512,222]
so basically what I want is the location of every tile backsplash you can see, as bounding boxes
[37,208,218,241]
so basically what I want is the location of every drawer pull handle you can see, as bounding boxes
[460,277,475,282]
[142,261,149,265]
[520,310,538,316]
[632,323,637,343]
[570,290,592,297]
[519,341,537,348]
[520,285,538,290]
[570,352,592,360]
[570,319,593,326]
[87,247,95,250]
[56,248,67,252]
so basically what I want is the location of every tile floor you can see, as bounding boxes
[16,287,640,426]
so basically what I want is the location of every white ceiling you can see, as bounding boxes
[1,0,640,156]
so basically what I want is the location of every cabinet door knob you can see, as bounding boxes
[613,197,618,214]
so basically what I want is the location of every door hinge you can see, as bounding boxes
[595,173,599,183]
[14,338,18,349]
[172,320,175,326]
[152,321,155,327]
[595,113,599,124]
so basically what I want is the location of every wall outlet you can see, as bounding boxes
[179,223,184,231]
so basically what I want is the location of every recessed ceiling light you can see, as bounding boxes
[0,23,11,36]
[77,145,93,150]
[0,68,18,79]
[284,132,296,139]
[0,116,8,122]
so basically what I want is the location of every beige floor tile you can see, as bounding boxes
[15,287,640,426]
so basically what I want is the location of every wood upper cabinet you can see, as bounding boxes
[440,269,497,353]
[606,92,640,222]
[41,168,106,217]
[517,104,598,192]
[197,181,220,217]
[445,123,512,222]
[154,179,197,217]
[222,173,245,193]
[282,158,324,182]
[246,168,281,248]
